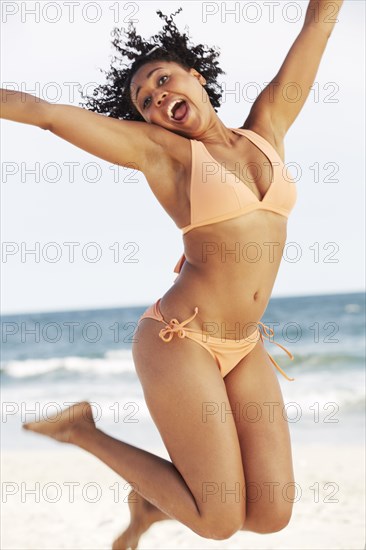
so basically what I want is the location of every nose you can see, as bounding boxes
[154,90,168,108]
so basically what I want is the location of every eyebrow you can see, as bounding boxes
[134,67,164,104]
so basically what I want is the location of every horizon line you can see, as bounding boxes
[1,289,364,317]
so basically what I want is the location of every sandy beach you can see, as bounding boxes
[1,443,364,549]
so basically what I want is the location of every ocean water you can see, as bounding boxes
[1,292,365,451]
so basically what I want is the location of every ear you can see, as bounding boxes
[189,68,206,86]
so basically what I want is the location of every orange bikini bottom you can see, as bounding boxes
[137,299,295,381]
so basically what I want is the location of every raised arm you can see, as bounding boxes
[243,0,344,140]
[0,88,170,174]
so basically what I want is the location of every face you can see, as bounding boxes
[129,60,213,136]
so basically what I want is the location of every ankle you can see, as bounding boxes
[69,421,97,446]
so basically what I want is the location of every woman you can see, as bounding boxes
[1,2,343,547]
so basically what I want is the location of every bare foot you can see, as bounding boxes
[22,401,96,444]
[112,489,170,550]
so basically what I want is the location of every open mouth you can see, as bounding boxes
[168,100,189,122]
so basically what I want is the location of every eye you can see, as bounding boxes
[142,75,168,109]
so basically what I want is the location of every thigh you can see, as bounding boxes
[132,318,246,524]
[223,339,295,532]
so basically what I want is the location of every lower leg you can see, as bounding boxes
[23,402,203,536]
[112,489,170,550]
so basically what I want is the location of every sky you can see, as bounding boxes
[1,0,365,315]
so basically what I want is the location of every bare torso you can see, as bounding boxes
[144,122,287,339]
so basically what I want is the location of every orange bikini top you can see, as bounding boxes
[174,128,297,275]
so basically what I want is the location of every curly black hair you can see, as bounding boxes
[79,8,225,121]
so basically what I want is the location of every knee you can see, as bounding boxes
[263,513,291,534]
[198,515,244,540]
[251,509,292,534]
